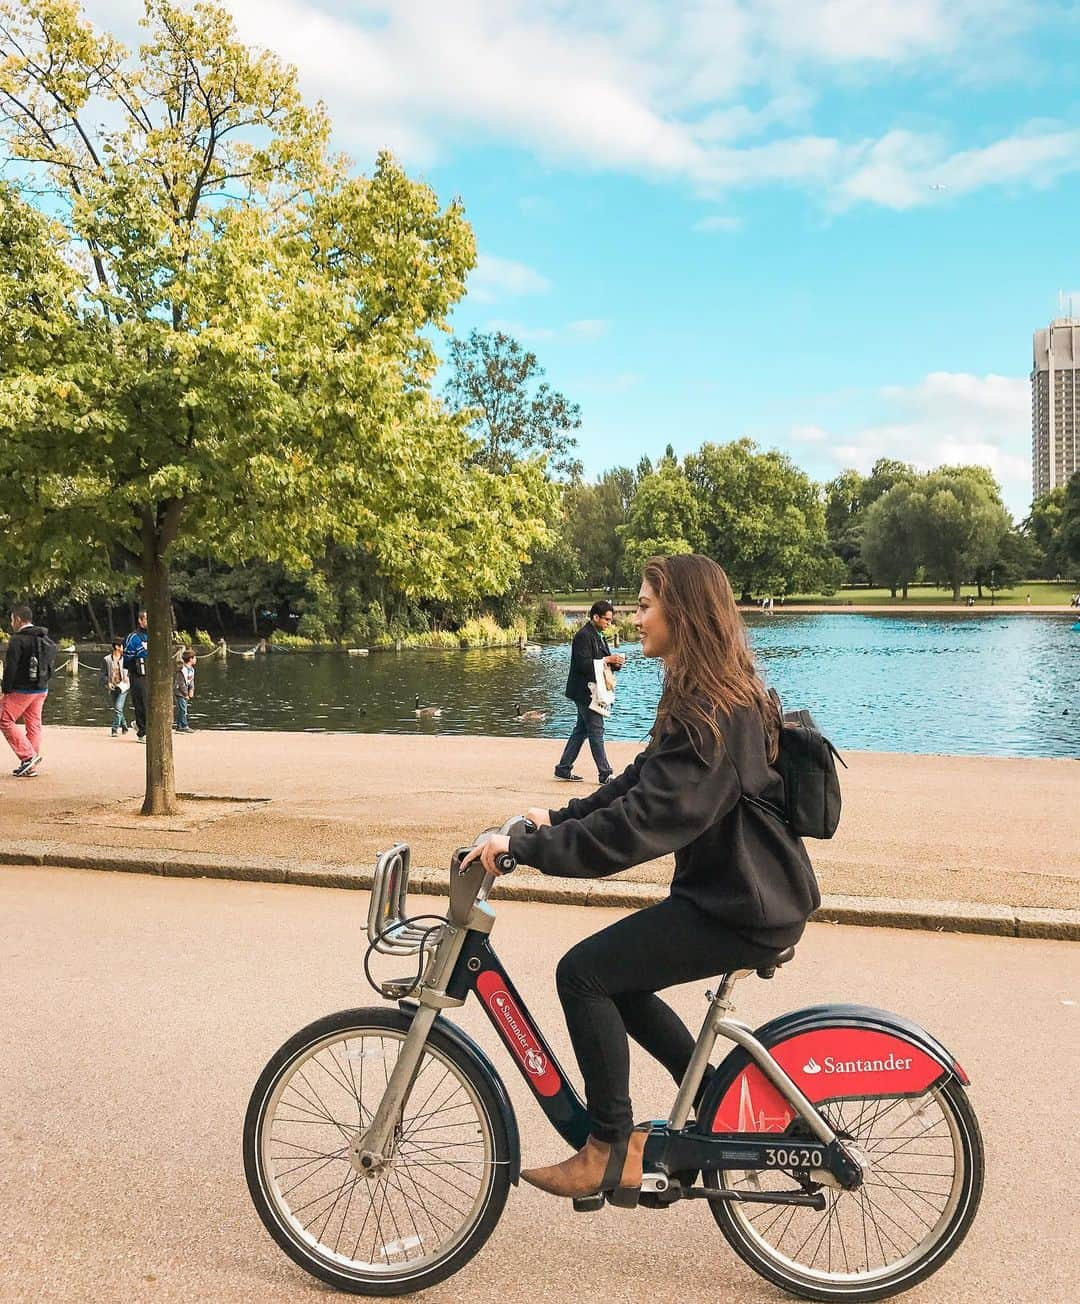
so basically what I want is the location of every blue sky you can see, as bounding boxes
[86,1,1080,518]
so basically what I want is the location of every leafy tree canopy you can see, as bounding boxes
[445,328,583,479]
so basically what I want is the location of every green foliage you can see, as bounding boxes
[445,329,582,479]
[457,615,526,648]
[270,631,321,649]
[861,481,924,597]
[685,439,837,599]
[918,467,1011,601]
[1022,486,1066,578]
[618,460,702,574]
[0,0,558,811]
[1059,471,1080,575]
[565,467,636,593]
[614,616,639,642]
[529,599,572,642]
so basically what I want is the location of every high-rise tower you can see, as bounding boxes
[1032,317,1080,501]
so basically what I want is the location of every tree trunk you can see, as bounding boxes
[214,602,225,635]
[976,580,983,598]
[140,505,182,816]
[84,600,105,643]
[890,585,898,598]
[901,583,909,599]
[106,605,115,641]
[952,579,961,602]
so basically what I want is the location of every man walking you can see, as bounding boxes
[1,604,57,777]
[555,599,625,784]
[123,609,149,741]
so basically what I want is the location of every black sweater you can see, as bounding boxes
[508,704,820,934]
[565,622,612,704]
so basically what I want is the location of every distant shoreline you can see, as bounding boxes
[557,602,1077,617]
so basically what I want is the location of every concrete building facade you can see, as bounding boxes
[1032,318,1080,500]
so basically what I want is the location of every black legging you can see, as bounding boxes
[555,894,803,1142]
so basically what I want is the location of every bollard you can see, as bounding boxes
[61,647,78,676]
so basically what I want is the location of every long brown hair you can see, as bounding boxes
[642,554,778,761]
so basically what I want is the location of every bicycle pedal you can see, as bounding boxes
[571,1194,605,1213]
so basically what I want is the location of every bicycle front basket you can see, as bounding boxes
[367,843,433,955]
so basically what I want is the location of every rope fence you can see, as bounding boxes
[52,639,263,677]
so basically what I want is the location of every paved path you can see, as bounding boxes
[0,864,1076,1303]
[1,728,1077,921]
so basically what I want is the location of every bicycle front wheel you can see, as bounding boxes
[708,1078,983,1301]
[244,1007,512,1295]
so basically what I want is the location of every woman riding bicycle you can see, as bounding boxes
[462,553,820,1206]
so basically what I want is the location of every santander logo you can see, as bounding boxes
[803,1052,913,1076]
[476,971,561,1097]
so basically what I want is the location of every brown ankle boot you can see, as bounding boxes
[521,1125,649,1205]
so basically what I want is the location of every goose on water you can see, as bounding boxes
[415,696,442,718]
[515,703,547,722]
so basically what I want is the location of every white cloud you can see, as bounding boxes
[469,254,551,303]
[819,371,1034,515]
[792,424,829,442]
[76,1,1069,211]
[836,126,1080,210]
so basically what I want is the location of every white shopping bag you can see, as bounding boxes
[588,658,616,717]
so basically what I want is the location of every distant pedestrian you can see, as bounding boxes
[100,639,130,736]
[123,609,149,741]
[1,604,57,777]
[173,649,196,732]
[555,600,625,784]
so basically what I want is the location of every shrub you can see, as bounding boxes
[530,599,572,642]
[615,617,639,642]
[458,615,526,648]
[194,628,214,647]
[296,612,332,642]
[271,631,320,649]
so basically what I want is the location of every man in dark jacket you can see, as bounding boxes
[122,609,149,741]
[1,604,57,777]
[554,600,625,783]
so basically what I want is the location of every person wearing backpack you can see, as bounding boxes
[461,554,822,1205]
[1,604,57,777]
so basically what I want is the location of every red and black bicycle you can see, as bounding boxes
[244,818,983,1300]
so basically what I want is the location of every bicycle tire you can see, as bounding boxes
[244,1006,513,1295]
[706,1078,984,1301]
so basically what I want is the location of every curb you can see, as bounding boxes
[1,841,1077,941]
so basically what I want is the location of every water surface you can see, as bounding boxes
[44,615,1079,759]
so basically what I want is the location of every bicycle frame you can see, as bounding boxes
[357,850,862,1195]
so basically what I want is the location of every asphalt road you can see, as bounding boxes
[1,865,1077,1303]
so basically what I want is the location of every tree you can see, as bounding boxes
[917,467,1011,602]
[860,481,924,598]
[1022,486,1066,578]
[445,329,583,478]
[824,469,868,583]
[1060,471,1080,576]
[685,439,838,600]
[565,467,636,594]
[617,461,702,575]
[0,0,554,813]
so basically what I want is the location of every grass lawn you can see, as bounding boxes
[546,581,1077,607]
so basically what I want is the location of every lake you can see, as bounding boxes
[43,614,1079,759]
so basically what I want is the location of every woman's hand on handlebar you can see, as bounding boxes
[525,807,551,828]
[460,835,513,875]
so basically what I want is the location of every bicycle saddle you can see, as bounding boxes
[756,946,795,979]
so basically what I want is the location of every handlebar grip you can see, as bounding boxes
[494,853,517,874]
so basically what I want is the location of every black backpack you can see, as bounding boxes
[745,691,846,839]
[29,631,58,687]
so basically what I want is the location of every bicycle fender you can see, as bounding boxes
[398,999,522,1184]
[700,1004,969,1136]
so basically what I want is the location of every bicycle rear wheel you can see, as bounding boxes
[707,1078,983,1301]
[244,1007,512,1295]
